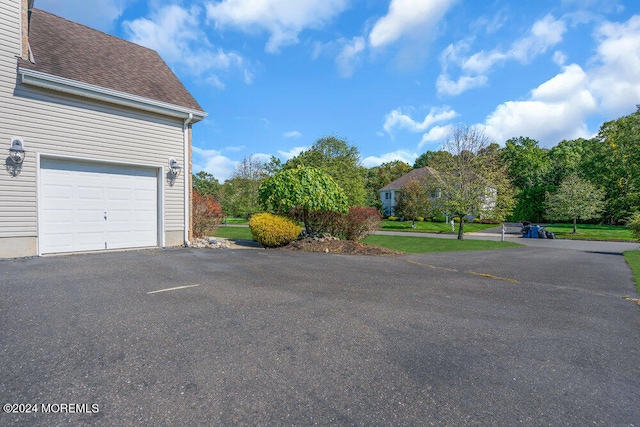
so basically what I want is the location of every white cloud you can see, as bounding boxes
[482,64,597,146]
[478,15,640,147]
[509,14,567,63]
[461,14,566,73]
[336,37,366,78]
[37,0,130,31]
[362,150,418,168]
[553,50,567,65]
[419,125,454,147]
[438,14,567,96]
[283,131,302,138]
[192,146,237,182]
[277,146,308,159]
[124,5,251,87]
[383,107,457,135]
[205,0,349,53]
[436,74,488,96]
[369,0,456,48]
[589,15,640,116]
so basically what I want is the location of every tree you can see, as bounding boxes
[591,106,640,223]
[220,155,268,218]
[192,171,221,199]
[413,150,453,169]
[628,212,640,242]
[500,137,552,222]
[285,136,366,206]
[363,160,412,209]
[393,178,431,225]
[258,166,349,234]
[428,125,512,240]
[545,174,605,234]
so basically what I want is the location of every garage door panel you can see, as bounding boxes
[40,158,159,254]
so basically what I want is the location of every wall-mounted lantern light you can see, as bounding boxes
[9,137,25,164]
[168,158,181,176]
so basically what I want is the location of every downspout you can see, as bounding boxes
[183,113,193,246]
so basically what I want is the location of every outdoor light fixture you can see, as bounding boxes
[9,137,25,164]
[168,158,181,176]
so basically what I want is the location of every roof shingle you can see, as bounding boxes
[380,167,439,191]
[19,9,204,113]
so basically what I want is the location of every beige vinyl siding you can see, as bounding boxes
[0,84,187,238]
[1,83,185,234]
[0,0,189,243]
[0,1,20,61]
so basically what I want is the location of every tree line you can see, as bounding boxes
[194,106,640,231]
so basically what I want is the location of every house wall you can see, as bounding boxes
[0,0,187,257]
[380,190,397,216]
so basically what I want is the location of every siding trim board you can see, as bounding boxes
[36,152,166,256]
[19,68,207,121]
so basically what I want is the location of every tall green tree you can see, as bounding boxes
[428,125,512,240]
[258,166,349,234]
[545,174,605,234]
[363,160,412,209]
[394,178,431,225]
[285,136,366,206]
[220,155,268,218]
[500,137,552,222]
[413,150,453,169]
[592,106,640,222]
[192,171,221,199]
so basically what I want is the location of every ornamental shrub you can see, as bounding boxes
[339,206,382,241]
[416,217,424,222]
[192,190,224,238]
[249,212,302,248]
[388,216,397,221]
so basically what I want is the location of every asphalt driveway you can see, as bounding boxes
[1,245,639,425]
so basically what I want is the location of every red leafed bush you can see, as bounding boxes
[340,206,382,241]
[192,190,224,238]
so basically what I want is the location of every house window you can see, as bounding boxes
[385,192,390,199]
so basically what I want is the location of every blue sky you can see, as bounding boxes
[37,0,640,181]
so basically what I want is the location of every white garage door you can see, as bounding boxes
[39,158,158,254]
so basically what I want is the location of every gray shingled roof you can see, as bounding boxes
[380,167,439,191]
[19,8,204,113]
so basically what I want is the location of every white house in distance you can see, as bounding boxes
[0,0,206,257]
[379,167,439,216]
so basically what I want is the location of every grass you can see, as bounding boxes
[213,226,253,240]
[381,220,498,234]
[543,223,634,241]
[623,250,640,294]
[363,234,521,253]
[222,217,249,225]
[213,225,522,254]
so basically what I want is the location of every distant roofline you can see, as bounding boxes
[19,67,207,121]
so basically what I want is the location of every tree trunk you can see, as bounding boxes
[303,208,312,235]
[573,217,577,234]
[457,215,465,240]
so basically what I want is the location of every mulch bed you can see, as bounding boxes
[279,237,402,256]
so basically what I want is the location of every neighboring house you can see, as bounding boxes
[379,167,439,216]
[0,0,206,257]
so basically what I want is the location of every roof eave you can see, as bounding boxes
[19,68,207,122]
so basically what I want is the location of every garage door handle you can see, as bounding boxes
[104,212,107,220]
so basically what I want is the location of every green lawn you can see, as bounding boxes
[213,226,253,240]
[544,223,634,241]
[222,217,249,225]
[381,220,497,234]
[363,234,521,253]
[214,226,522,254]
[623,250,640,294]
